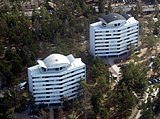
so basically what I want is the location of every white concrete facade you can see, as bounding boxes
[28,54,86,105]
[90,13,139,57]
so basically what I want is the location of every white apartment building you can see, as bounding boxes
[28,54,86,106]
[90,13,139,57]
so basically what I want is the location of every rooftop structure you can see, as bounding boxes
[99,13,126,24]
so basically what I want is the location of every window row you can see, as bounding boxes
[32,67,85,79]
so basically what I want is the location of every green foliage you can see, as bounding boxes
[152,55,160,75]
[11,59,22,75]
[145,35,157,51]
[98,0,105,13]
[105,1,112,14]
[120,62,148,94]
[135,2,143,17]
[129,43,135,56]
[99,108,109,119]
[129,2,142,19]
[0,44,5,55]
[0,62,14,85]
[91,57,109,80]
[154,91,160,114]
[0,91,16,119]
[153,21,160,35]
[91,91,100,117]
[4,110,15,119]
[106,82,137,118]
[140,98,153,119]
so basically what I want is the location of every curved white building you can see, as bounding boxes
[28,54,86,106]
[90,13,139,57]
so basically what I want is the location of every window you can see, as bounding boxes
[114,24,117,26]
[60,67,63,70]
[95,35,102,37]
[42,67,46,72]
[113,34,120,36]
[118,23,120,26]
[95,31,102,33]
[102,23,106,27]
[55,68,59,71]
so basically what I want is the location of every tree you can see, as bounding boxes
[91,57,109,81]
[129,7,135,16]
[148,17,154,32]
[91,91,100,118]
[96,75,110,97]
[152,55,160,75]
[0,44,5,55]
[11,59,22,75]
[154,91,160,114]
[100,108,109,119]
[120,62,148,94]
[4,110,15,119]
[135,2,143,17]
[105,1,112,14]
[98,0,105,13]
[128,43,136,58]
[4,69,14,85]
[0,91,16,119]
[145,35,157,51]
[153,21,160,36]
[140,98,153,119]
[61,96,70,109]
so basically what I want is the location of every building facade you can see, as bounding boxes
[90,13,139,57]
[28,54,86,106]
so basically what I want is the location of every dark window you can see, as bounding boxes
[113,34,120,35]
[118,23,120,26]
[42,67,46,72]
[55,68,59,71]
[102,23,106,27]
[114,24,117,26]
